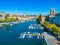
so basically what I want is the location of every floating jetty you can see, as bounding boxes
[19,32,43,39]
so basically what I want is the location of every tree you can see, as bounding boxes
[45,15,49,21]
[44,21,60,38]
[37,14,42,24]
[11,18,19,21]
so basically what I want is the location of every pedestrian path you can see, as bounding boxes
[43,32,58,45]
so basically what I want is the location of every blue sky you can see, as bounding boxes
[0,0,60,15]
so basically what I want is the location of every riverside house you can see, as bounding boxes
[6,14,12,18]
[0,12,6,20]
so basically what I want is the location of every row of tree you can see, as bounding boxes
[44,21,60,38]
[0,18,19,23]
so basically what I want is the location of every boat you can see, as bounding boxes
[10,24,13,26]
[19,32,41,39]
[40,27,44,29]
[21,20,25,23]
[0,24,3,27]
[9,22,14,26]
[28,25,34,29]
[28,24,41,29]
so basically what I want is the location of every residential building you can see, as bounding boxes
[42,16,46,22]
[6,14,12,18]
[0,12,6,20]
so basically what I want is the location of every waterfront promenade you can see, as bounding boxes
[43,32,58,45]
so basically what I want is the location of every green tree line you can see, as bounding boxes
[0,18,19,23]
[44,21,60,38]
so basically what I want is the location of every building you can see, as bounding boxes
[12,15,18,18]
[24,13,26,17]
[0,15,3,20]
[53,13,60,26]
[42,16,46,22]
[49,8,55,17]
[0,12,6,20]
[46,8,55,23]
[6,14,12,18]
[46,8,60,26]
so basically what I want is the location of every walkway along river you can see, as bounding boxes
[0,20,46,45]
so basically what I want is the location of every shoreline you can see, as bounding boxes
[0,21,20,25]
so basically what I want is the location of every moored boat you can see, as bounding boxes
[19,32,42,39]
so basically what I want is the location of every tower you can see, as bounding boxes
[24,13,26,17]
[1,12,6,20]
[50,8,55,15]
[49,8,55,17]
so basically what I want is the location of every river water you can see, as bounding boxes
[0,20,46,45]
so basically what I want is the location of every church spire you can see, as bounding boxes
[24,12,26,17]
[50,8,55,15]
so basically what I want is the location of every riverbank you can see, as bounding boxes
[40,22,59,45]
[0,21,21,27]
[0,19,37,26]
[0,21,19,25]
[43,32,58,45]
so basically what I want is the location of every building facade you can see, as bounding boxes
[53,13,60,26]
[0,12,6,20]
[46,8,60,26]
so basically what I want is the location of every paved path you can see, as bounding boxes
[43,32,58,45]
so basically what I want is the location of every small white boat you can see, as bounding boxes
[37,36,39,39]
[19,32,41,39]
[23,35,25,38]
[29,26,33,29]
[0,24,3,27]
[40,27,44,29]
[21,21,25,23]
[28,32,30,34]
[10,24,13,26]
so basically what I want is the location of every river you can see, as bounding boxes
[0,20,46,45]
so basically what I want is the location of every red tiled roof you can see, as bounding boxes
[6,14,10,17]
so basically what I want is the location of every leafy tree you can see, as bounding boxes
[11,18,19,21]
[44,21,60,38]
[37,14,42,24]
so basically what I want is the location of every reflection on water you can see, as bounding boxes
[0,20,46,45]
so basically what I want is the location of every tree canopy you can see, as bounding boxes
[44,21,60,38]
[37,14,42,24]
